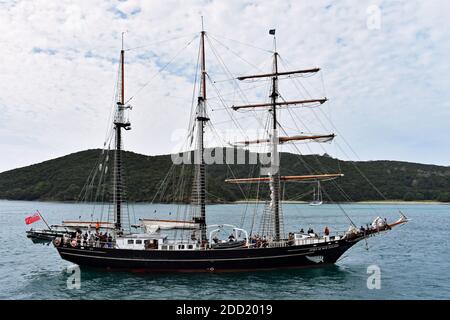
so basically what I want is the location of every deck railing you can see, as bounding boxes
[59,238,116,249]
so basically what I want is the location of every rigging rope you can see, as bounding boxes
[207,32,273,54]
[279,55,391,211]
[125,34,199,105]
[205,35,268,134]
[125,33,198,51]
[207,34,267,73]
[273,56,386,220]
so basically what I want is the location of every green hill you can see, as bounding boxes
[0,149,449,203]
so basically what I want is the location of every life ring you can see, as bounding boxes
[71,239,77,247]
[53,237,61,247]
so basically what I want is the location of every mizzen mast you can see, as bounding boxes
[113,33,131,232]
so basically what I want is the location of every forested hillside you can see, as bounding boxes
[1,149,449,202]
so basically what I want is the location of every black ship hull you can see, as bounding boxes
[55,237,363,272]
[27,229,67,244]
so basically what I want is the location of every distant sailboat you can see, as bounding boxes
[309,181,323,206]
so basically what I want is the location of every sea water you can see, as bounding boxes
[0,200,449,300]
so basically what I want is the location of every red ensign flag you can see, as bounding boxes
[25,212,41,225]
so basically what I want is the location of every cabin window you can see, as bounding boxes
[136,240,142,244]
[162,245,167,250]
[169,245,174,250]
[188,245,193,249]
[127,240,134,244]
[179,245,185,249]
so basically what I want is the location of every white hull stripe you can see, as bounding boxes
[58,250,321,262]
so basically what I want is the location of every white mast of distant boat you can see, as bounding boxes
[309,181,323,206]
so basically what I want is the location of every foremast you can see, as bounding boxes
[227,29,341,241]
[113,34,131,232]
[193,28,209,243]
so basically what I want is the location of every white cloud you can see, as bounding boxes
[0,0,449,172]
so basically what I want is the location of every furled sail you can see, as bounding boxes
[237,68,320,81]
[225,173,344,184]
[232,98,327,110]
[56,221,115,229]
[233,134,335,146]
[140,219,200,234]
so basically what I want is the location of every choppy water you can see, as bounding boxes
[0,200,449,300]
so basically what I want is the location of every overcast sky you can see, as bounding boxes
[0,0,449,173]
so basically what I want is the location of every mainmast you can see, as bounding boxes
[194,25,209,242]
[113,33,131,232]
[270,33,282,241]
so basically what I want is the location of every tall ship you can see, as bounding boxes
[28,27,408,272]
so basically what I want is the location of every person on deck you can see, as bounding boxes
[384,218,391,230]
[262,236,268,248]
[100,233,106,247]
[288,233,295,245]
[94,234,100,247]
[324,226,330,236]
[88,234,94,247]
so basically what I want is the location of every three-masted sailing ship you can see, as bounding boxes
[28,27,408,272]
